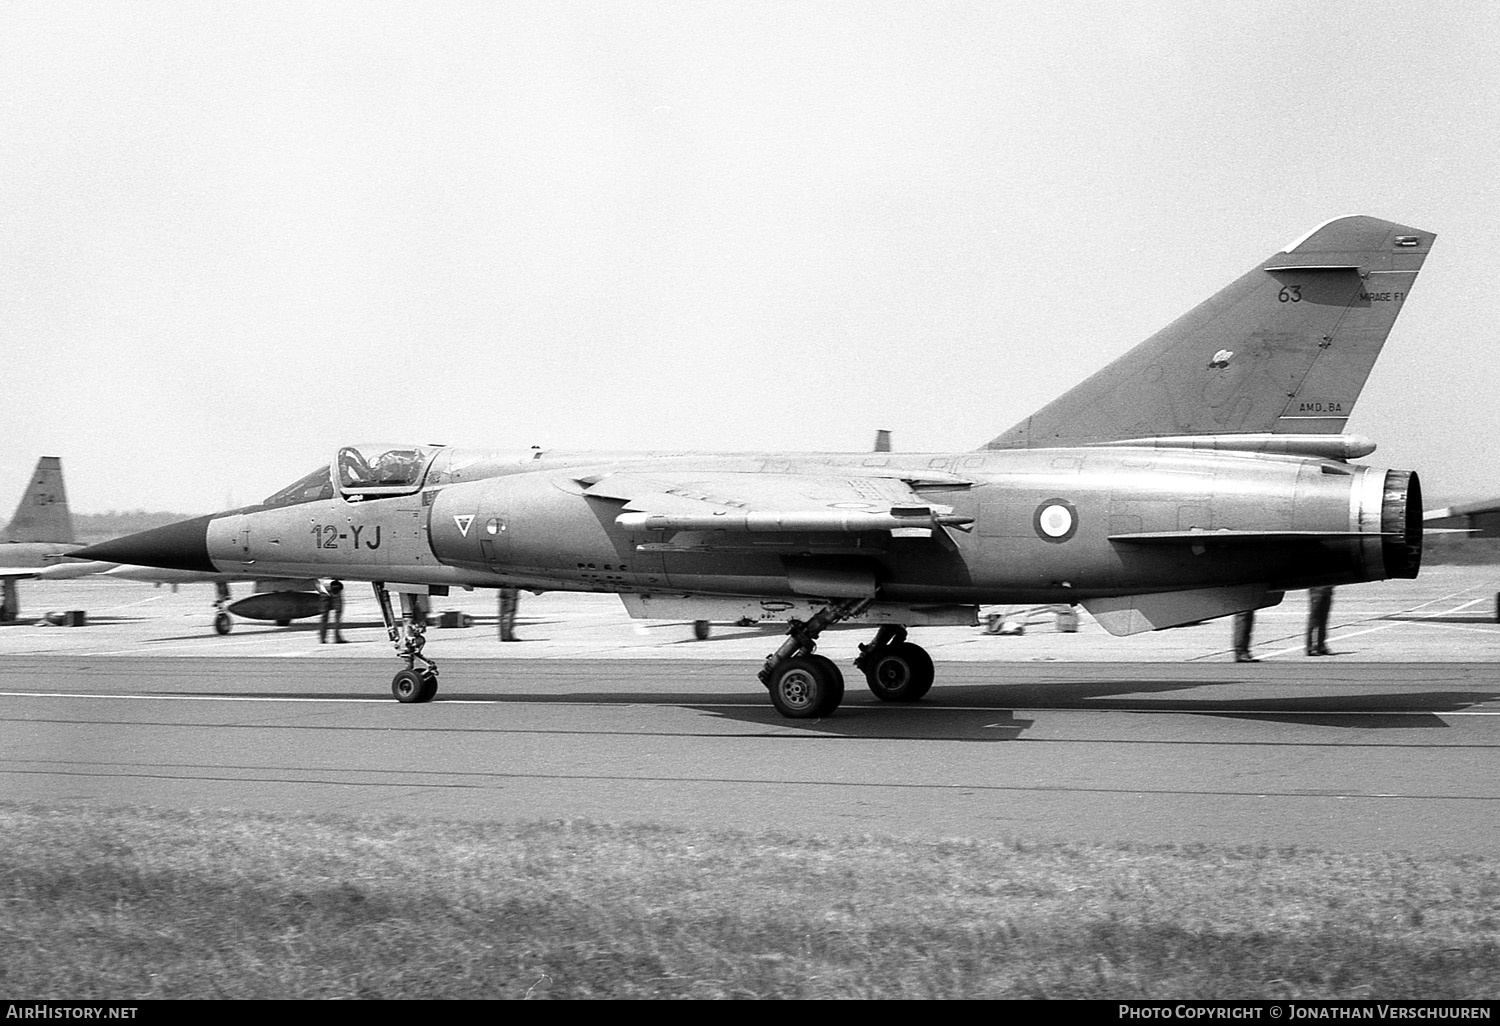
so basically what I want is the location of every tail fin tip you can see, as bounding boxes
[2,457,75,545]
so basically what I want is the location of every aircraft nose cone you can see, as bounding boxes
[68,515,217,574]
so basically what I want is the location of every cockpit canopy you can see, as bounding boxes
[258,444,444,510]
[336,443,441,497]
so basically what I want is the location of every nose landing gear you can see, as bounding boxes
[374,582,439,703]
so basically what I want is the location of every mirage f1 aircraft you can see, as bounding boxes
[74,215,1433,717]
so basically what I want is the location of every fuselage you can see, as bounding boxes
[105,444,1419,609]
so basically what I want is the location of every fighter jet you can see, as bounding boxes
[73,215,1434,717]
[0,457,82,621]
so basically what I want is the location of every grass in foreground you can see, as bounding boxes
[1,802,1496,999]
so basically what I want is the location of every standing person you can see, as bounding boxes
[1231,610,1258,662]
[1306,586,1335,656]
[319,580,347,644]
[498,587,520,642]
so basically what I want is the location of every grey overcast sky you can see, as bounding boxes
[2,0,1497,514]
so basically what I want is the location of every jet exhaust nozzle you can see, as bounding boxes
[1381,469,1422,580]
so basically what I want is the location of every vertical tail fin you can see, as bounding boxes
[985,216,1435,449]
[1,457,75,544]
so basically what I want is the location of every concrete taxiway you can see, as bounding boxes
[2,564,1498,853]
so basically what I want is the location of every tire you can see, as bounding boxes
[808,653,845,702]
[275,619,292,627]
[392,669,438,703]
[768,654,845,719]
[693,620,711,640]
[213,612,232,636]
[864,641,935,702]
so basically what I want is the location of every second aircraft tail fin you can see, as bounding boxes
[1,457,75,544]
[985,215,1435,450]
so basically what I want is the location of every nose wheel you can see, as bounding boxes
[392,667,438,703]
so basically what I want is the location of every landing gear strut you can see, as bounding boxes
[758,599,870,718]
[374,582,438,703]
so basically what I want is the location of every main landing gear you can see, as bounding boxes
[757,602,935,719]
[374,582,438,703]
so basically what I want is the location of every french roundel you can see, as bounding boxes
[1033,498,1078,543]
